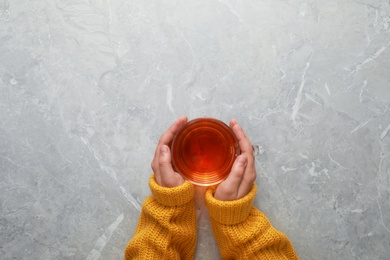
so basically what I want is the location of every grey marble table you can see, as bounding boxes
[1,0,389,259]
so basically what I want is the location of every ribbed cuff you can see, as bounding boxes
[149,175,195,207]
[205,184,257,225]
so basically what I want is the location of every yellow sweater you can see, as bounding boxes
[125,176,298,259]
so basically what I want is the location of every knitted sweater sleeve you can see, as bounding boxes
[205,184,298,260]
[124,175,197,260]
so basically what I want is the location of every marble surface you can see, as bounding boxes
[1,0,390,259]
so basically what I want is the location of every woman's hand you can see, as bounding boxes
[214,119,257,201]
[151,115,188,188]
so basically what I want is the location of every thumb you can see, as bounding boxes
[214,155,247,201]
[158,145,179,187]
[159,145,173,174]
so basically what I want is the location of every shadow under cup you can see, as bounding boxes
[171,118,240,186]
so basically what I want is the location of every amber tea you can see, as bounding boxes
[171,118,240,186]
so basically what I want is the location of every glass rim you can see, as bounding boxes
[171,117,240,186]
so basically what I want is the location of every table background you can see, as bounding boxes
[1,0,389,259]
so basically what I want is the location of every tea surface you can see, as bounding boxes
[182,127,230,172]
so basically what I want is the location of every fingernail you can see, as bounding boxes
[160,145,168,154]
[178,115,187,122]
[237,156,247,166]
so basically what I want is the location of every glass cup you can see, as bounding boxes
[171,118,240,186]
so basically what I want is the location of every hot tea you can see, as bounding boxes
[171,118,240,186]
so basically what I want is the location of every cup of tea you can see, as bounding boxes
[171,118,240,186]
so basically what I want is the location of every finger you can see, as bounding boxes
[152,115,188,179]
[214,155,247,200]
[158,115,188,146]
[231,121,253,155]
[229,119,257,198]
[237,168,257,199]
[158,145,180,187]
[226,155,248,188]
[151,158,161,184]
[153,115,187,165]
[229,118,238,129]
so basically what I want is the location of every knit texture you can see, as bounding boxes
[205,184,298,260]
[124,175,196,260]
